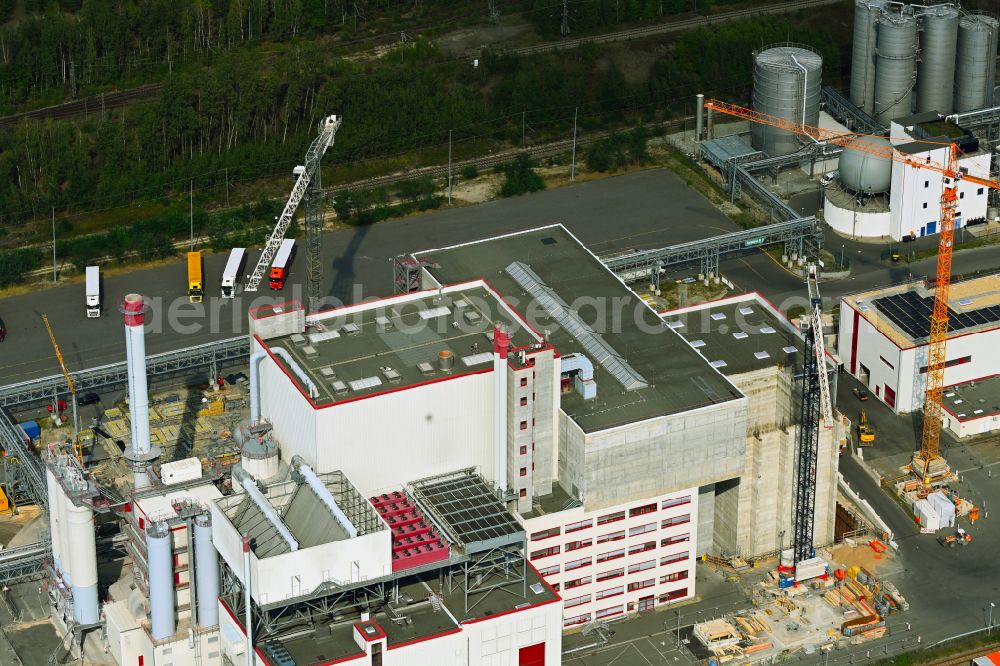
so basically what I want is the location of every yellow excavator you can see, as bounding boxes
[858,410,875,446]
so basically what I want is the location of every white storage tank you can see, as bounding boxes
[241,436,280,481]
[850,0,890,113]
[954,13,1000,112]
[915,5,960,114]
[837,136,893,193]
[873,11,918,124]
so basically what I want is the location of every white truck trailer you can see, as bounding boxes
[85,266,101,317]
[221,248,247,298]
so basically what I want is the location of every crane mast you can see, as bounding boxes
[42,314,79,444]
[245,114,342,312]
[703,99,1000,486]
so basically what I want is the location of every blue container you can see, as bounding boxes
[19,420,40,441]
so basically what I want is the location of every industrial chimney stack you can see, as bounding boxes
[493,323,510,493]
[120,293,160,489]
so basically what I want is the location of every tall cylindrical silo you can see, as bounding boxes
[56,476,71,587]
[147,522,176,641]
[194,514,220,628]
[850,0,890,113]
[874,11,918,124]
[916,5,959,114]
[66,501,99,624]
[45,469,63,581]
[751,45,823,157]
[954,13,1000,112]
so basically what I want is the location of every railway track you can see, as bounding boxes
[923,643,1000,666]
[0,83,162,129]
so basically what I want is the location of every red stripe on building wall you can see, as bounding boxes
[850,309,860,376]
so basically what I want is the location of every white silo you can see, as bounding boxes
[193,514,220,628]
[65,500,99,624]
[146,522,176,641]
[751,45,823,157]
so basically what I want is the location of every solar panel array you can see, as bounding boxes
[871,291,1000,340]
[505,261,649,391]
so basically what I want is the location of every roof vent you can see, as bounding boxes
[439,350,454,371]
[666,320,684,329]
[711,313,727,321]
[417,361,435,375]
[381,366,402,383]
[463,309,483,324]
[309,329,340,344]
[739,306,754,315]
[783,346,798,354]
[454,299,469,309]
[419,306,451,320]
[710,360,727,369]
[290,333,307,347]
[733,331,749,340]
[349,376,383,392]
[461,352,493,367]
[690,340,706,348]
[754,351,771,360]
[302,345,318,358]
[320,366,337,379]
[331,380,349,395]
[760,326,776,334]
[376,315,392,331]
[342,323,361,335]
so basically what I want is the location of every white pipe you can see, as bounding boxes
[243,535,253,661]
[249,350,268,422]
[241,476,299,552]
[493,325,510,493]
[45,468,62,578]
[790,54,820,145]
[146,522,176,640]
[194,514,220,628]
[249,346,319,423]
[56,476,71,587]
[66,501,99,624]
[292,458,358,538]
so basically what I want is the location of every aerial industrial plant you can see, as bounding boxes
[1,0,1000,665]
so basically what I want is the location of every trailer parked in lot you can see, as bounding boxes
[85,266,101,317]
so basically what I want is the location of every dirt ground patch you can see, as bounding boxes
[826,542,895,573]
[435,22,536,55]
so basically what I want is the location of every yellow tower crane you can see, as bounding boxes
[41,314,81,460]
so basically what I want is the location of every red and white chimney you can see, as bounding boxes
[493,324,510,493]
[121,294,159,489]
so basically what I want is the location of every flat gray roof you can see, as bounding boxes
[417,226,742,432]
[260,285,536,404]
[943,376,1000,423]
[663,297,805,376]
[273,564,557,665]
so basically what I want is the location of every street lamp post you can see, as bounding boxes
[990,602,995,634]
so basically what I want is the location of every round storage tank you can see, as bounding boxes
[954,13,1000,112]
[916,5,959,114]
[873,11,917,124]
[241,436,280,480]
[850,0,890,113]
[837,136,893,194]
[751,45,823,157]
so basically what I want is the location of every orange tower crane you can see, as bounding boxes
[702,99,1000,482]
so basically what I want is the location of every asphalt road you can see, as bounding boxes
[0,168,738,385]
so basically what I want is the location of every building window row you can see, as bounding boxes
[565,519,592,534]
[660,570,689,584]
[627,578,655,593]
[536,565,560,577]
[530,545,560,560]
[660,495,691,510]
[596,548,626,563]
[597,530,625,544]
[661,514,690,528]
[660,551,689,566]
[564,576,591,590]
[566,538,592,552]
[596,586,624,600]
[628,560,655,574]
[595,568,624,583]
[564,594,591,609]
[629,502,657,517]
[595,605,624,620]
[659,588,688,604]
[564,613,590,627]
[565,557,592,572]
[662,533,690,547]
[629,522,656,537]
[530,527,561,542]
[919,355,971,374]
[597,510,626,525]
[628,541,656,556]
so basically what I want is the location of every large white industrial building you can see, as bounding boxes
[41,224,842,666]
[837,273,1000,424]
[823,112,993,241]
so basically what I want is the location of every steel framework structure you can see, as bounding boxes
[0,541,49,585]
[602,217,822,287]
[0,336,250,409]
[792,282,822,564]
[820,86,886,136]
[0,408,46,508]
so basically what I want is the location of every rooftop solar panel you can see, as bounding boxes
[870,291,1000,340]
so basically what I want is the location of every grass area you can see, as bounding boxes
[904,233,1000,263]
[866,635,1000,666]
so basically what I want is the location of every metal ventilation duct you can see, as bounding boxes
[916,5,959,114]
[750,45,823,157]
[874,11,918,124]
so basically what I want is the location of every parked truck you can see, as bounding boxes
[220,247,247,298]
[85,266,101,317]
